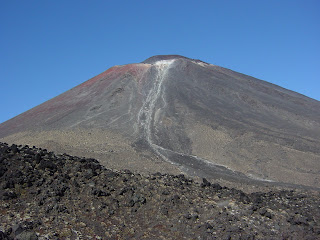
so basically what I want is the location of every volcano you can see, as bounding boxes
[1,55,319,188]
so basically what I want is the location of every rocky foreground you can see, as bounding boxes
[0,143,319,239]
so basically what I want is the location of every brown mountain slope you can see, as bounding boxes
[1,55,319,188]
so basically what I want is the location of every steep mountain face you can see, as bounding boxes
[1,55,319,188]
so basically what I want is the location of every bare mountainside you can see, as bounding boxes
[0,55,319,188]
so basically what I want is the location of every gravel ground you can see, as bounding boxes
[1,142,319,239]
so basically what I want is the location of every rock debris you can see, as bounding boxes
[0,142,319,239]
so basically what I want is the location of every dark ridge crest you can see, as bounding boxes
[142,55,208,64]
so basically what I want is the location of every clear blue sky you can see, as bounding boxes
[1,0,319,124]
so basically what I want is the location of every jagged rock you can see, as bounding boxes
[2,191,17,200]
[201,178,211,188]
[38,160,57,172]
[0,143,319,239]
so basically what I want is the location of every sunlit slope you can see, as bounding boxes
[1,55,319,188]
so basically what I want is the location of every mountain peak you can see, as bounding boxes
[1,54,319,189]
[142,55,204,64]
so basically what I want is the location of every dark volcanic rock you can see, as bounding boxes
[1,142,320,239]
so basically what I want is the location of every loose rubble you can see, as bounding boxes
[0,142,319,239]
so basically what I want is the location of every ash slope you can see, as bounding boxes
[1,143,320,239]
[0,55,319,188]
